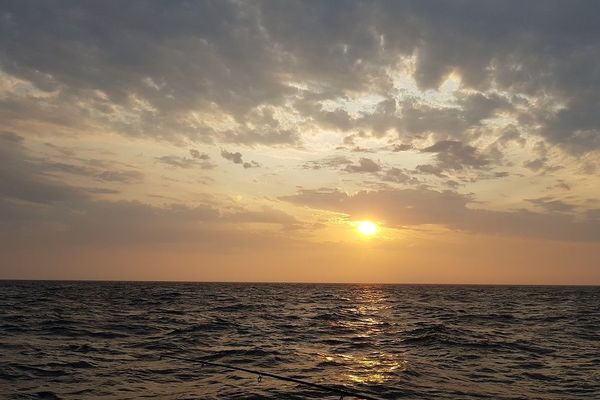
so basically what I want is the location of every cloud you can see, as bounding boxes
[243,161,260,169]
[414,164,446,177]
[546,180,571,191]
[221,206,298,226]
[522,158,562,174]
[189,149,210,160]
[422,140,489,170]
[0,135,87,205]
[523,157,547,172]
[303,156,352,170]
[1,2,599,283]
[96,170,144,184]
[221,150,243,164]
[527,197,576,213]
[305,156,385,174]
[281,187,600,242]
[1,1,599,154]
[344,158,382,173]
[156,155,215,170]
[382,167,420,185]
[392,144,413,152]
[0,131,24,143]
[218,128,300,146]
[1,194,300,249]
[279,188,348,210]
[44,161,145,184]
[220,149,260,168]
[0,137,296,248]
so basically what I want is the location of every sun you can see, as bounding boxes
[357,221,378,236]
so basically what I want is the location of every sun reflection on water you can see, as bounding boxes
[347,355,407,384]
[329,286,408,385]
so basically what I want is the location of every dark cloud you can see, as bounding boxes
[220,150,243,164]
[281,187,600,242]
[304,92,513,143]
[0,138,295,247]
[350,146,376,153]
[587,209,600,222]
[218,129,300,146]
[303,156,352,170]
[0,136,87,205]
[580,161,597,175]
[156,155,215,170]
[96,170,144,184]
[422,140,489,170]
[381,168,420,185]
[496,127,526,147]
[220,149,260,168]
[0,131,24,143]
[395,93,512,140]
[189,149,210,160]
[344,158,381,173]
[1,1,599,152]
[414,164,446,177]
[445,180,461,189]
[43,161,145,184]
[527,197,576,213]
[9,199,297,248]
[523,157,547,172]
[279,188,348,210]
[44,162,96,177]
[85,187,120,195]
[546,180,571,191]
[243,161,261,169]
[221,206,298,226]
[522,157,562,174]
[392,144,413,152]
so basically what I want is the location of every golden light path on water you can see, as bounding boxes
[315,286,408,385]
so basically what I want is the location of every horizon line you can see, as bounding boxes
[1,278,599,287]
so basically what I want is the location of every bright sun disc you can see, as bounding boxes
[358,221,378,236]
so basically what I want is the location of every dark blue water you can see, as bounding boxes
[0,282,598,399]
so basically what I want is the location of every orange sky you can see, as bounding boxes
[0,2,599,283]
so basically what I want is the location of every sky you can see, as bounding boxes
[0,1,599,284]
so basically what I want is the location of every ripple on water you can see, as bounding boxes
[1,282,599,400]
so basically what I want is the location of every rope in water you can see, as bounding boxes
[161,354,387,400]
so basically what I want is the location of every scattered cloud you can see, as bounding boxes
[156,155,215,170]
[523,158,547,172]
[303,157,352,170]
[220,149,260,168]
[344,158,382,173]
[526,197,576,213]
[422,140,489,171]
[221,150,244,165]
[96,170,144,184]
[190,149,210,160]
[392,144,413,152]
[382,168,420,185]
[0,138,294,249]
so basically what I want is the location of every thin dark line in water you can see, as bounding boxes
[161,354,387,400]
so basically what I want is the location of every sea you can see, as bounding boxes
[0,282,598,399]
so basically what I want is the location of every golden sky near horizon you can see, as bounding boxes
[0,1,599,283]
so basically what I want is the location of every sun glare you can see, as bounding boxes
[357,221,378,236]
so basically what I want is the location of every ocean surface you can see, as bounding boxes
[0,282,599,399]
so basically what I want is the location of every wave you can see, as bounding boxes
[1,282,599,399]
